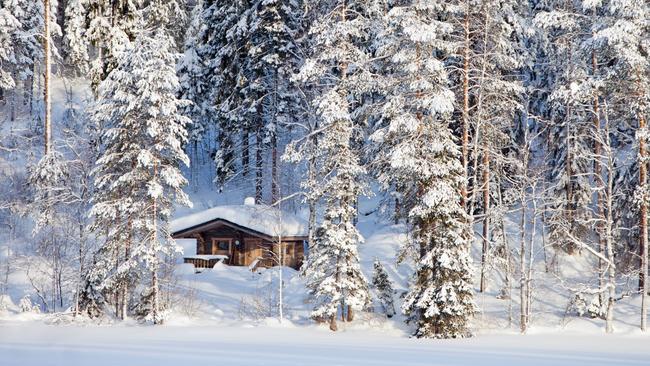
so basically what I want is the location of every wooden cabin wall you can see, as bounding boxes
[175,224,306,269]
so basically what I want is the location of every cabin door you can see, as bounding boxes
[244,238,263,266]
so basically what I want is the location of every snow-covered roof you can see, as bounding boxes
[171,204,308,238]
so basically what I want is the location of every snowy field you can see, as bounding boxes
[1,322,649,366]
[3,196,650,366]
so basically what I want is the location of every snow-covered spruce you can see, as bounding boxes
[84,0,139,91]
[371,259,395,318]
[301,90,371,330]
[0,8,19,89]
[296,0,374,331]
[63,0,89,74]
[368,0,476,338]
[86,28,191,324]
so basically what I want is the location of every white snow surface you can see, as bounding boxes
[170,204,308,238]
[1,322,649,366]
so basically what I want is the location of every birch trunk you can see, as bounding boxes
[603,106,615,333]
[592,49,606,310]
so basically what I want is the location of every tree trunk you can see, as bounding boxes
[44,0,52,155]
[520,188,527,334]
[307,135,317,249]
[640,113,648,332]
[329,315,338,331]
[565,111,575,254]
[151,162,161,325]
[592,49,606,310]
[255,122,263,204]
[394,197,400,225]
[271,69,279,204]
[460,4,470,210]
[480,148,490,292]
[271,128,278,205]
[10,71,16,122]
[604,107,615,334]
[242,127,249,177]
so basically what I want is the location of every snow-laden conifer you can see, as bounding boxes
[369,0,476,338]
[88,27,191,323]
[0,9,19,89]
[371,259,395,318]
[63,0,90,73]
[297,0,374,331]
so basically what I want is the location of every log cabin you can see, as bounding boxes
[171,198,308,270]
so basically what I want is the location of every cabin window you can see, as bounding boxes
[211,238,232,253]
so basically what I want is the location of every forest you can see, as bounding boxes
[0,0,649,343]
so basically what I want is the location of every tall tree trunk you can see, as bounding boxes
[242,127,249,177]
[640,113,648,332]
[603,105,615,334]
[460,3,470,210]
[565,110,575,254]
[591,49,606,310]
[10,72,16,122]
[519,189,527,334]
[307,134,317,250]
[151,162,161,325]
[271,129,278,205]
[271,69,279,204]
[255,122,263,204]
[480,148,490,292]
[44,0,52,155]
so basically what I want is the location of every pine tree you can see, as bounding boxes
[85,0,140,91]
[368,0,475,338]
[89,27,191,324]
[63,0,90,74]
[210,1,249,190]
[298,0,374,331]
[534,0,596,255]
[0,8,19,90]
[301,90,371,331]
[242,0,303,203]
[4,0,60,121]
[371,259,395,318]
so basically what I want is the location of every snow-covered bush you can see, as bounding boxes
[568,293,587,317]
[587,296,605,319]
[19,296,40,313]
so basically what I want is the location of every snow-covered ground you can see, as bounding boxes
[1,322,649,366]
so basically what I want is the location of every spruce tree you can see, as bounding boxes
[534,0,595,255]
[298,0,373,331]
[371,259,395,318]
[0,8,19,89]
[369,0,475,338]
[63,0,90,73]
[242,0,303,203]
[89,27,191,323]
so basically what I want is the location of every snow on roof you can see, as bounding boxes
[171,204,308,238]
